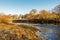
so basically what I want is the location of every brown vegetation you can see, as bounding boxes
[0,15,44,40]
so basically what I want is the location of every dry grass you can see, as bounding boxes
[0,23,44,40]
[0,15,44,40]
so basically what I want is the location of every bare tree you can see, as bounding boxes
[30,9,37,14]
[52,4,60,14]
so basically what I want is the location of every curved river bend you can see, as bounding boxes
[17,23,60,40]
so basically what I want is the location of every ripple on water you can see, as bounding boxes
[38,27,60,40]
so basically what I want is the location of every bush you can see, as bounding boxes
[0,15,12,24]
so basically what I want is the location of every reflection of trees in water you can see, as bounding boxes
[38,27,60,40]
[56,30,60,40]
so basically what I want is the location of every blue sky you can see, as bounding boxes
[0,0,60,15]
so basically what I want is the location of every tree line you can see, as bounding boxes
[0,4,60,25]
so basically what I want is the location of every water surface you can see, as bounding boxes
[17,23,60,40]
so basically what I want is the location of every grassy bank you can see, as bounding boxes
[0,22,44,40]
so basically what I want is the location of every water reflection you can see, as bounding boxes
[25,23,60,40]
[38,27,60,40]
[17,23,60,40]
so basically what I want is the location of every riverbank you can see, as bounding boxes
[0,23,44,40]
[13,19,60,26]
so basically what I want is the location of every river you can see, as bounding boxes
[16,23,60,40]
